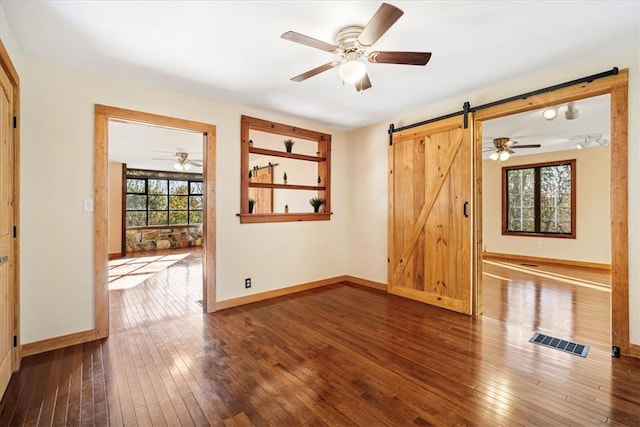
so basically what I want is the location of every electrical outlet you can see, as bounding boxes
[245,278,251,289]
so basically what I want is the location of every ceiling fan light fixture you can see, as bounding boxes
[498,150,510,161]
[338,52,367,84]
[489,152,499,161]
[575,142,585,150]
[543,107,558,121]
[173,161,191,171]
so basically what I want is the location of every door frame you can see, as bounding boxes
[472,69,630,355]
[0,40,20,371]
[94,105,217,339]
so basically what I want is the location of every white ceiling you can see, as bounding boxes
[108,120,203,172]
[482,94,611,159]
[3,1,638,131]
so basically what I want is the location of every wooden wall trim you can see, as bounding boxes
[343,276,387,292]
[215,276,347,310]
[483,252,611,271]
[21,329,101,357]
[610,81,629,355]
[629,343,640,359]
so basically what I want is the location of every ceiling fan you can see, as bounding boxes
[153,152,202,171]
[281,2,432,92]
[484,137,541,162]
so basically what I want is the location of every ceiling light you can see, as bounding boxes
[338,52,366,84]
[490,151,499,161]
[174,162,191,171]
[575,142,585,150]
[499,150,510,161]
[565,102,579,120]
[543,107,558,121]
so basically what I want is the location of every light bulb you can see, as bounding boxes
[575,142,585,150]
[490,152,499,161]
[173,162,183,171]
[543,107,558,121]
[338,56,366,84]
[499,150,510,161]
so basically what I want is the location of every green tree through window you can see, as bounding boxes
[503,159,575,237]
[125,176,203,227]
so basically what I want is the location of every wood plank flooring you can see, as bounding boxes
[1,251,639,426]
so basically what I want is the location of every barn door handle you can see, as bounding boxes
[0,256,8,265]
[463,201,469,218]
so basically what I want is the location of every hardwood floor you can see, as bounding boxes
[482,256,612,352]
[1,252,639,425]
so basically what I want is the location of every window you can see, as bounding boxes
[502,159,576,238]
[125,175,203,227]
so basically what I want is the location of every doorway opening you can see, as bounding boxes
[479,94,612,351]
[472,70,629,354]
[94,105,217,339]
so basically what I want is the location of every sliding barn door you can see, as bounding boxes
[388,115,473,314]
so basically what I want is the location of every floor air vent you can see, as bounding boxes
[529,332,589,357]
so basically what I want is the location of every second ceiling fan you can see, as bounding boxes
[281,2,431,92]
[485,138,542,161]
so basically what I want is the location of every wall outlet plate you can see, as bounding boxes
[245,278,251,288]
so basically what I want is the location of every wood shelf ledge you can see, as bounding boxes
[238,212,331,223]
[249,182,326,191]
[249,146,326,162]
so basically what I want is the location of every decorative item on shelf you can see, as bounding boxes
[249,139,254,147]
[283,171,288,185]
[285,204,289,213]
[317,175,322,184]
[284,138,295,153]
[248,198,256,214]
[309,197,325,213]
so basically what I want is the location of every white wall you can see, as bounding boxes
[19,55,348,344]
[347,44,639,345]
[482,147,611,263]
[0,3,22,74]
[107,161,122,255]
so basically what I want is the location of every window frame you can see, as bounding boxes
[501,159,576,239]
[124,170,204,228]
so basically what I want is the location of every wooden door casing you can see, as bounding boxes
[0,60,14,398]
[388,116,473,314]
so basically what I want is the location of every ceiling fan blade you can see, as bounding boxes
[355,73,372,92]
[507,149,515,154]
[358,3,404,46]
[281,31,338,52]
[512,144,542,149]
[290,62,338,82]
[187,160,203,167]
[151,157,174,161]
[368,51,432,66]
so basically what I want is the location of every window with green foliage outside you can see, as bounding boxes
[125,178,203,227]
[503,159,576,238]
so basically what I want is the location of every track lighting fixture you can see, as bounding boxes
[542,102,579,121]
[564,102,579,120]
